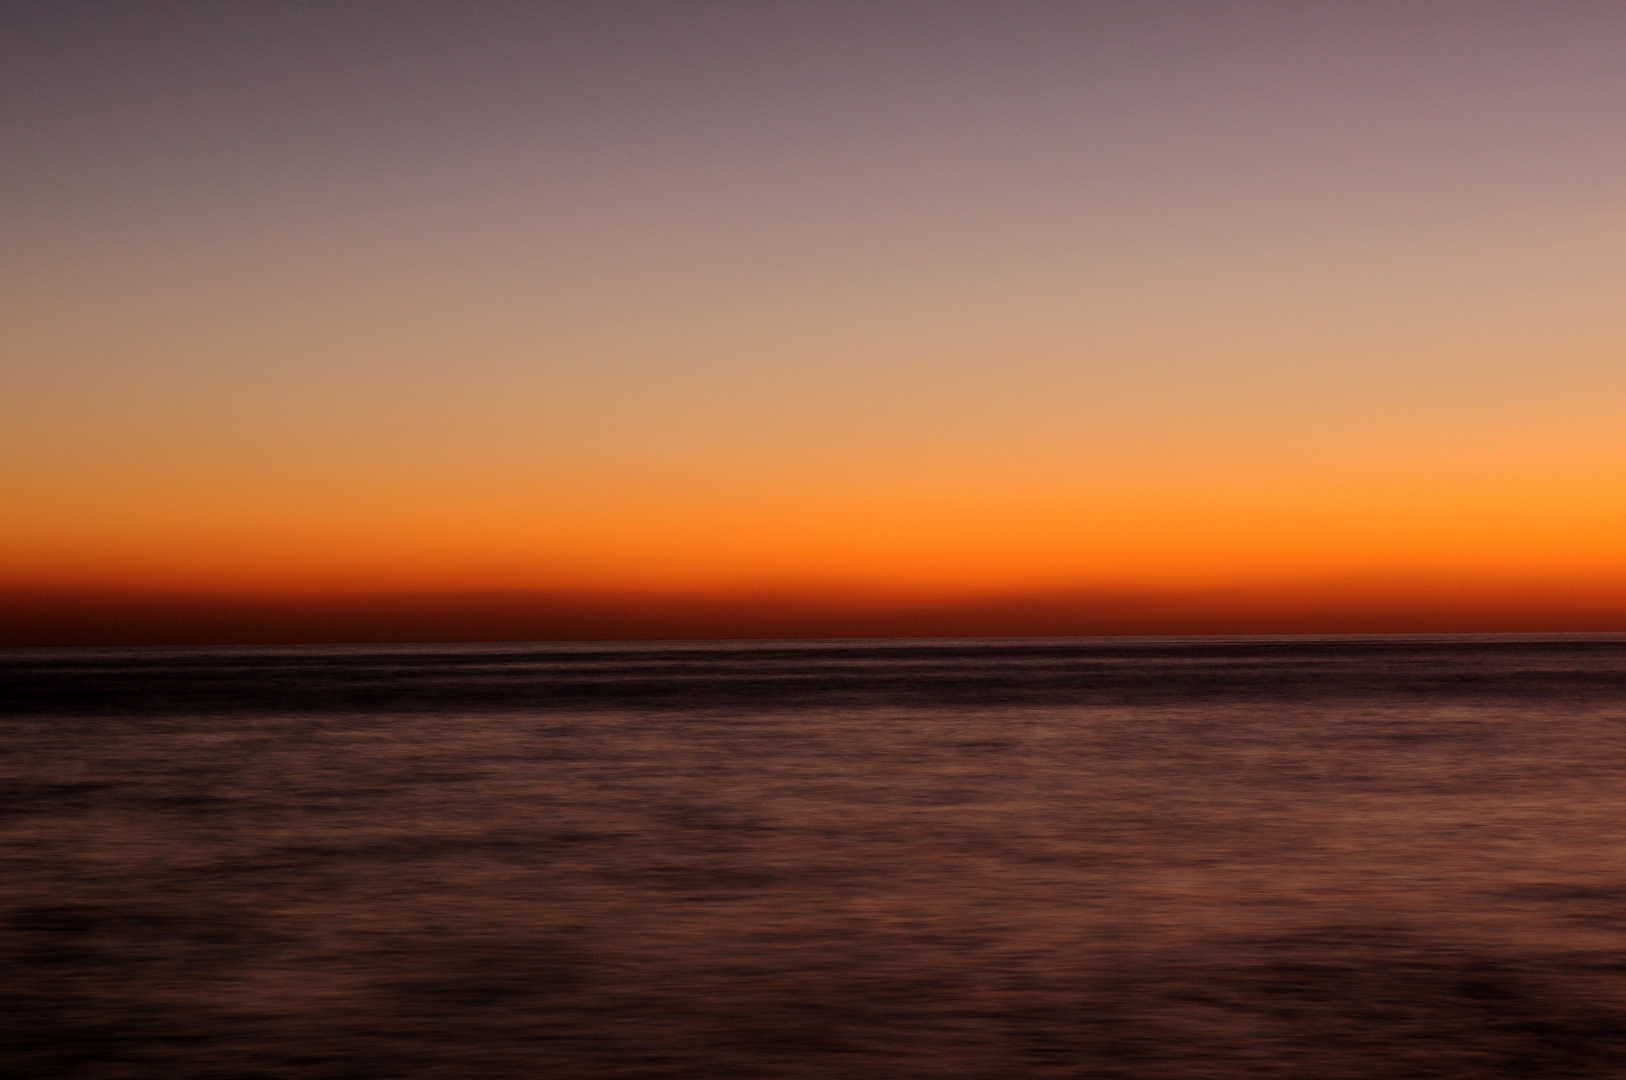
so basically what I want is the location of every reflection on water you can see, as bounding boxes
[4,636,1626,1077]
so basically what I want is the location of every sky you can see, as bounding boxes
[4,2,1626,643]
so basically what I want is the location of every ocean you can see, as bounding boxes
[4,635,1626,1077]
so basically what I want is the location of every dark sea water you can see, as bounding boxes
[5,635,1626,1078]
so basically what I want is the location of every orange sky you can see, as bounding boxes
[4,4,1625,642]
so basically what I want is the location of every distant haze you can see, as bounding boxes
[5,3,1625,642]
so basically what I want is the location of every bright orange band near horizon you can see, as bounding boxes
[7,431,1626,643]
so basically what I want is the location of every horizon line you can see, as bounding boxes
[7,583,1626,647]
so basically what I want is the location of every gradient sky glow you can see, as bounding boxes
[5,2,1626,641]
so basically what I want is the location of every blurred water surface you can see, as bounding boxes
[5,635,1626,1077]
